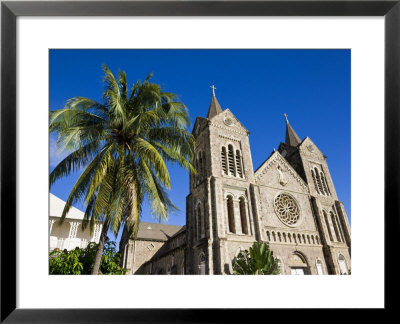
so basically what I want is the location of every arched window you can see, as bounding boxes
[316,259,324,275]
[289,253,308,275]
[228,145,236,176]
[278,232,282,242]
[298,234,302,244]
[307,235,311,244]
[311,169,320,194]
[236,150,243,178]
[293,233,297,244]
[288,233,292,243]
[221,146,228,175]
[320,172,330,196]
[316,236,320,245]
[266,231,271,241]
[338,254,348,275]
[324,175,331,196]
[227,195,235,233]
[314,167,324,194]
[330,211,341,242]
[323,210,334,241]
[272,231,276,242]
[311,235,315,244]
[283,232,287,243]
[334,213,345,242]
[239,197,248,234]
[302,234,306,244]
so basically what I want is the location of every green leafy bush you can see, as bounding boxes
[49,238,127,275]
[232,242,280,275]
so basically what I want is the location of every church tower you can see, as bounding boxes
[185,86,259,274]
[278,116,351,274]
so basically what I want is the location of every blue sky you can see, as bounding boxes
[50,49,351,242]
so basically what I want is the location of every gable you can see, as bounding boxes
[254,151,309,193]
[298,137,326,160]
[209,109,249,136]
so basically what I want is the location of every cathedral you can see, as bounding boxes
[119,89,351,275]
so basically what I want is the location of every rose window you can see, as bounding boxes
[274,194,300,226]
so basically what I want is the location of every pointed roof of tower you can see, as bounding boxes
[284,113,302,146]
[207,85,223,119]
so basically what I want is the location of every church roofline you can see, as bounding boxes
[253,150,309,190]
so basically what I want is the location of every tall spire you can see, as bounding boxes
[284,113,301,146]
[207,85,223,119]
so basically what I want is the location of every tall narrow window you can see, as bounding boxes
[227,195,235,233]
[335,214,345,242]
[330,211,341,242]
[236,150,243,178]
[323,210,333,241]
[221,146,228,175]
[311,169,320,194]
[314,167,324,194]
[239,197,248,234]
[320,172,330,196]
[228,145,236,176]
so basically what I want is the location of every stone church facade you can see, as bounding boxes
[120,91,351,275]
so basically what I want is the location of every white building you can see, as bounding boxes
[49,193,103,251]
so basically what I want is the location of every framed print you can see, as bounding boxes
[1,0,398,322]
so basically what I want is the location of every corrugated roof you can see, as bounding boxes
[136,222,184,241]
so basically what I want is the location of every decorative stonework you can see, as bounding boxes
[255,152,308,190]
[277,165,288,186]
[218,134,241,143]
[274,193,300,226]
[210,122,248,135]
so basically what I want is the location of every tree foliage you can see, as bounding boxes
[49,65,195,274]
[232,242,280,275]
[49,238,127,275]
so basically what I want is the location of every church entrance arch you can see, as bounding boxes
[288,252,310,275]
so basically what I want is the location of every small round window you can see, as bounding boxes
[224,118,233,126]
[274,193,300,226]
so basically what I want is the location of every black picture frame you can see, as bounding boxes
[1,0,397,322]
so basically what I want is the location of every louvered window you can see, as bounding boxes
[228,145,236,176]
[236,150,243,178]
[221,147,228,175]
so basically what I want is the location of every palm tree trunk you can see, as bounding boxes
[91,220,110,275]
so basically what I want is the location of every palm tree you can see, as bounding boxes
[49,65,195,275]
[232,242,280,275]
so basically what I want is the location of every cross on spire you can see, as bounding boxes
[210,85,216,96]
